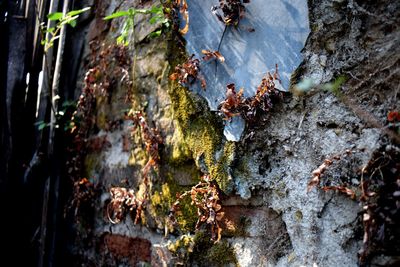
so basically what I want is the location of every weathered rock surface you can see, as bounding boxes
[67,0,400,266]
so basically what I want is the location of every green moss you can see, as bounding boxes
[96,100,107,130]
[167,234,195,253]
[83,153,101,178]
[210,141,236,193]
[190,231,238,267]
[149,174,198,232]
[168,74,236,193]
[207,241,238,267]
[169,126,193,165]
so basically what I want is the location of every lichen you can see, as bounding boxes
[294,210,303,222]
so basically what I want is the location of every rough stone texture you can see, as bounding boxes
[69,0,400,266]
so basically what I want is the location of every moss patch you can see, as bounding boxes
[167,234,195,262]
[189,231,238,267]
[83,153,102,179]
[168,67,236,193]
[149,174,198,232]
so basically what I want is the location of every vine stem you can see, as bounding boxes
[215,25,227,77]
[131,15,138,107]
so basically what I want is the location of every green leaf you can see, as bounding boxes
[149,6,163,14]
[117,35,129,46]
[46,27,55,33]
[38,124,47,130]
[68,19,77,27]
[66,7,91,17]
[35,121,50,130]
[104,10,130,20]
[47,12,63,21]
[149,29,162,38]
[57,15,79,27]
[149,16,159,24]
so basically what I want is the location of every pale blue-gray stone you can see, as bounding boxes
[183,0,309,141]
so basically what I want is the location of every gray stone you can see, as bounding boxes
[184,0,310,140]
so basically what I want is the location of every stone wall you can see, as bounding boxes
[67,0,400,266]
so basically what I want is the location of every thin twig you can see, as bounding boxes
[215,25,227,77]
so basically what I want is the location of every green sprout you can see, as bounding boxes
[104,5,170,46]
[41,7,91,52]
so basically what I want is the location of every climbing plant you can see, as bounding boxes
[41,7,91,52]
[104,5,170,45]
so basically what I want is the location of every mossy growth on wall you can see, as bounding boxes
[167,231,238,266]
[149,174,198,232]
[189,231,238,266]
[166,34,237,193]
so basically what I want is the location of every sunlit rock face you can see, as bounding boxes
[184,0,310,141]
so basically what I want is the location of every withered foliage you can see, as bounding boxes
[170,55,206,89]
[79,44,131,99]
[126,111,163,179]
[201,49,225,62]
[174,0,189,35]
[170,175,224,242]
[387,110,400,123]
[69,44,131,172]
[211,0,250,26]
[241,64,283,122]
[308,147,400,265]
[218,64,283,122]
[358,147,400,265]
[321,185,356,199]
[66,44,131,221]
[106,111,162,225]
[219,83,244,121]
[107,187,144,224]
[67,178,97,219]
[307,150,353,192]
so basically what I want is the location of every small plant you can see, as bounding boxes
[218,83,244,121]
[41,7,90,52]
[307,149,358,199]
[126,110,163,178]
[170,175,224,242]
[201,49,225,62]
[211,0,250,27]
[67,178,97,221]
[174,0,189,35]
[307,147,400,265]
[104,111,163,226]
[107,187,144,224]
[104,5,169,45]
[170,55,206,89]
[218,64,283,122]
